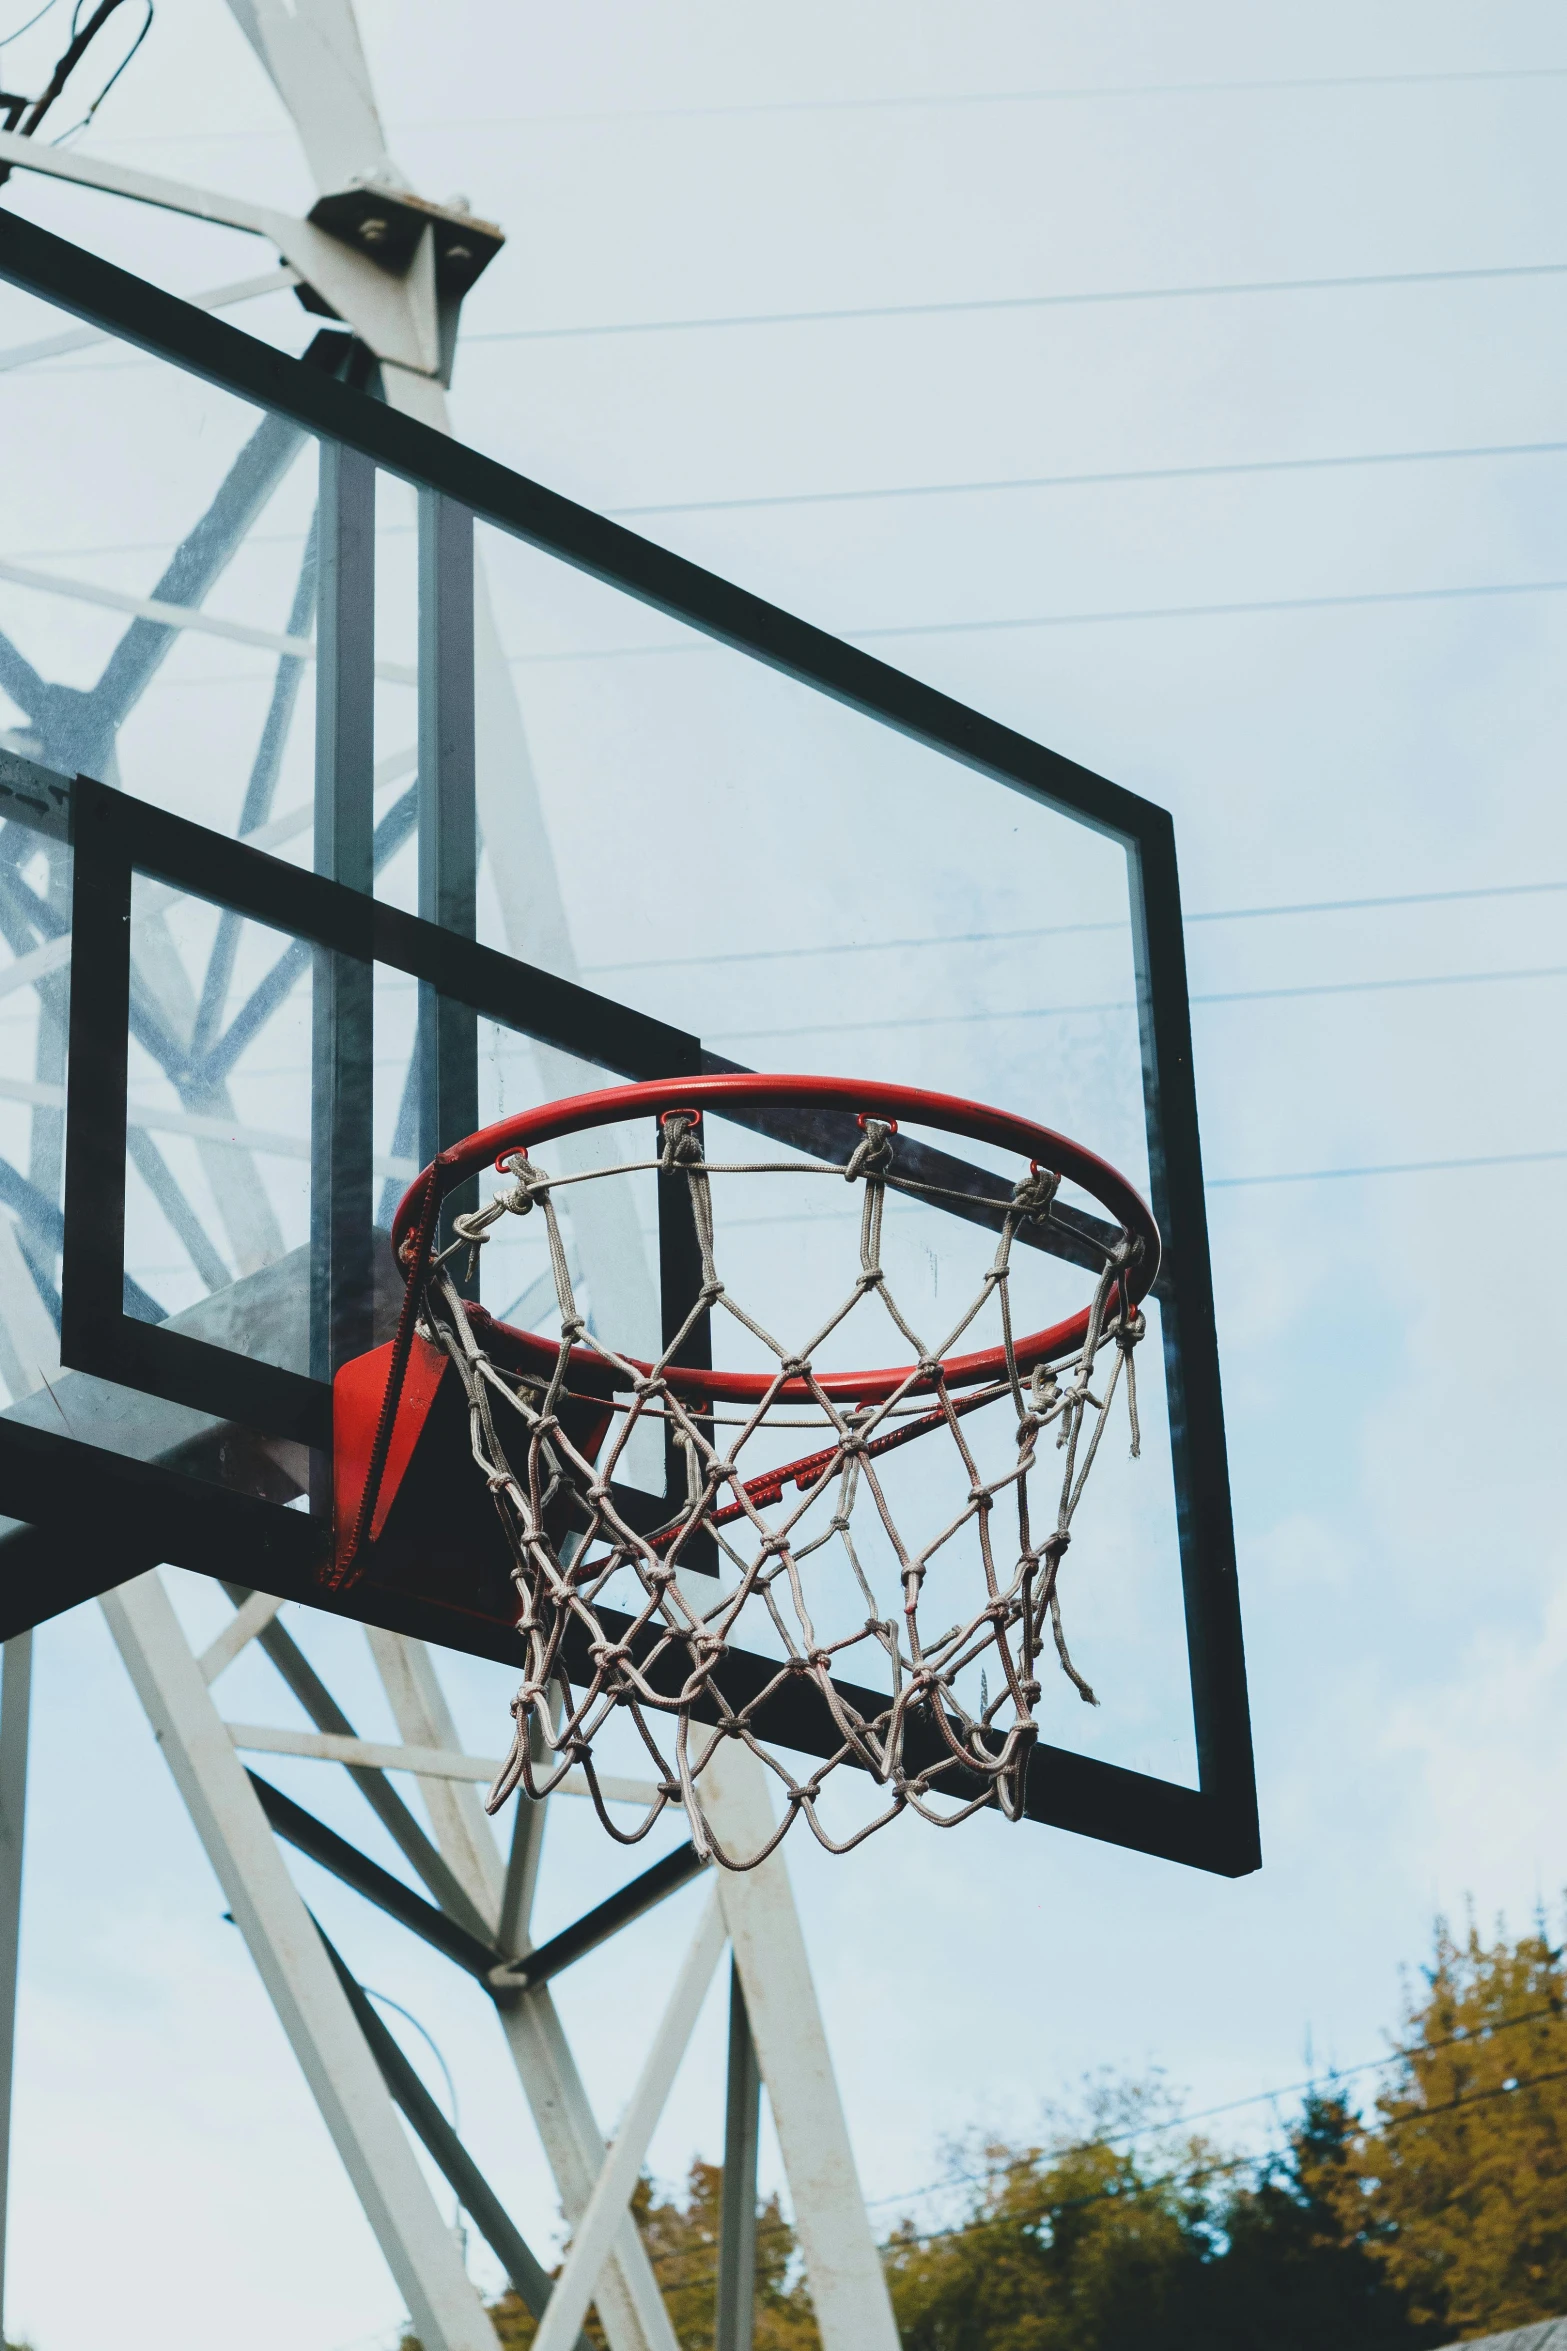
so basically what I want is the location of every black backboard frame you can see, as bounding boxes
[0,213,1259,1876]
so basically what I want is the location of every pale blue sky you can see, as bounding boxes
[2,5,1565,2346]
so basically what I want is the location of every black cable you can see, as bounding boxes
[713,959,1567,1049]
[469,258,1567,345]
[432,64,1567,130]
[598,2046,1567,2293]
[583,875,1567,980]
[0,0,151,184]
[553,2000,1567,2299]
[877,2055,1567,2255]
[506,574,1567,669]
[0,0,62,53]
[1209,1148,1567,1189]
[866,1998,1567,2217]
[608,435,1567,520]
[18,433,1567,542]
[44,0,150,142]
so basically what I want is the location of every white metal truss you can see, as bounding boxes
[0,4,901,2342]
[88,1574,899,2351]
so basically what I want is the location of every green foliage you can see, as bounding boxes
[1341,1908,1567,2339]
[404,1907,1567,2351]
[884,2081,1219,2351]
[1207,2093,1437,2351]
[885,2076,1440,2351]
[628,2160,820,2351]
[406,2163,818,2351]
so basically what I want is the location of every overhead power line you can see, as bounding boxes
[1209,1148,1567,1189]
[853,576,1567,643]
[582,876,1567,979]
[610,435,1567,519]
[713,961,1567,1045]
[507,575,1567,668]
[468,259,1567,345]
[11,432,1566,546]
[82,62,1567,145]
[635,2025,1567,2292]
[443,63,1567,130]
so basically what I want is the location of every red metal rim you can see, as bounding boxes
[391,1072,1160,1404]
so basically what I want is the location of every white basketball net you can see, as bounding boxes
[418,1112,1148,1870]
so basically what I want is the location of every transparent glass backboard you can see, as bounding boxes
[0,234,1253,1871]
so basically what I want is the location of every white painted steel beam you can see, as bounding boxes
[702,1744,900,2351]
[224,1721,657,1806]
[0,132,444,377]
[495,1986,682,2351]
[366,1629,504,1924]
[0,1633,30,2344]
[199,1592,285,1683]
[361,1628,681,2351]
[0,269,300,373]
[0,556,416,677]
[101,1572,500,2351]
[529,1891,727,2351]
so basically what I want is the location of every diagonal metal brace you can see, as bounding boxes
[490,1842,709,1998]
[248,1771,497,1980]
[312,1913,588,2345]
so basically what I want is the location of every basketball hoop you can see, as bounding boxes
[331,1073,1159,1870]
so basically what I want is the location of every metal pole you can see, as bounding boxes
[417,488,478,1256]
[704,1743,899,2351]
[529,1892,726,2351]
[311,437,375,1389]
[715,1959,761,2351]
[0,1631,30,2342]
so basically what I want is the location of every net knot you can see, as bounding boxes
[843,1116,895,1181]
[658,1109,704,1169]
[494,1151,550,1217]
[1012,1161,1061,1221]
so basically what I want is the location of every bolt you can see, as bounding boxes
[359,216,390,245]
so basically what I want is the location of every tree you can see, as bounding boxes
[627,2161,820,2351]
[884,2083,1217,2351]
[1209,2091,1437,2351]
[417,2164,819,2351]
[1340,1909,1567,2339]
